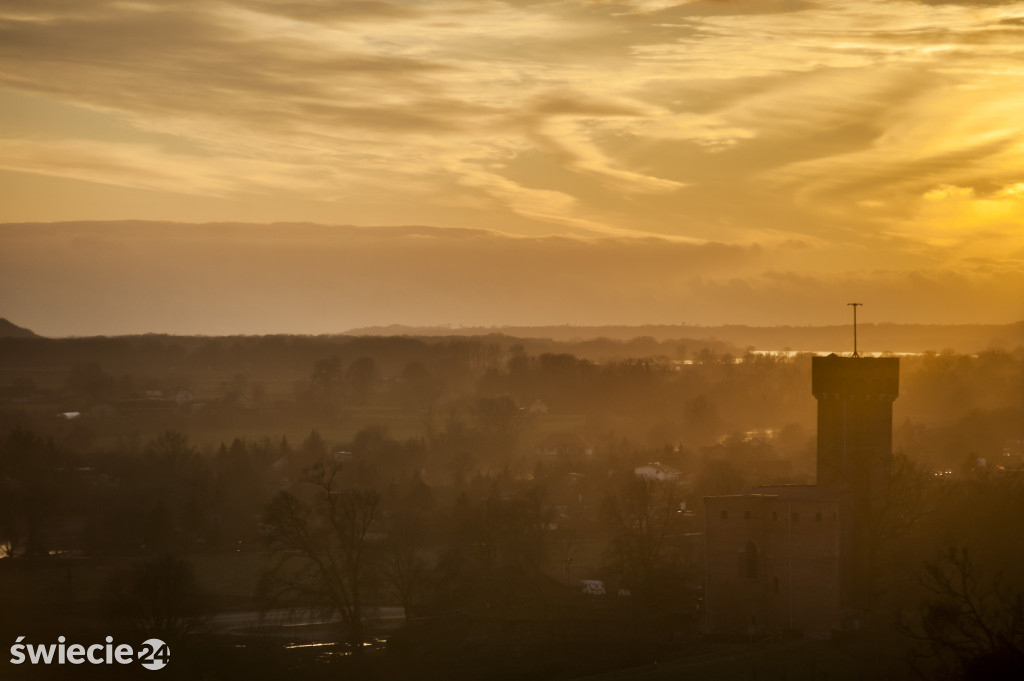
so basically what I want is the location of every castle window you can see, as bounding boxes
[744,541,759,579]
[744,511,751,520]
[771,511,778,521]
[720,510,728,520]
[791,512,800,522]
[815,512,823,522]
[773,576,779,594]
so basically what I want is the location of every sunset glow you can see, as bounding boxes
[1,0,1022,334]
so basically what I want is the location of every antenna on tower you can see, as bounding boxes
[847,303,862,357]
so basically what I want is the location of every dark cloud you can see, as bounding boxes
[0,221,760,335]
[1,221,1018,336]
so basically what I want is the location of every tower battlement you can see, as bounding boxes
[812,355,899,399]
[812,355,899,492]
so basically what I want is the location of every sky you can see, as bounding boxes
[1,0,1023,336]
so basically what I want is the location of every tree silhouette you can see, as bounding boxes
[911,547,1024,680]
[260,461,381,655]
[380,505,429,621]
[0,427,68,557]
[603,476,689,597]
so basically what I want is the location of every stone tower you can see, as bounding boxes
[812,354,899,607]
[812,354,899,497]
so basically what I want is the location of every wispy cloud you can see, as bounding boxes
[0,0,1022,326]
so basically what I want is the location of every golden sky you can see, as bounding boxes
[1,0,1023,335]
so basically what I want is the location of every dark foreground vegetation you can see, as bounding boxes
[1,332,1022,679]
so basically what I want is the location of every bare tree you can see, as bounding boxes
[0,427,69,557]
[864,452,933,605]
[603,476,688,597]
[910,547,1024,680]
[380,508,429,621]
[260,461,381,655]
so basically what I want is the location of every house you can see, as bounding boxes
[634,462,682,482]
[329,450,356,464]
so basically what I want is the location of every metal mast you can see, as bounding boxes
[847,303,862,357]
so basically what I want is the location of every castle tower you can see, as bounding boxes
[702,321,903,635]
[812,355,899,498]
[812,354,899,609]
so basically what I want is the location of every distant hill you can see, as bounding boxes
[0,318,39,338]
[345,322,1024,355]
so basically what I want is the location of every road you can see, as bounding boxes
[206,606,406,636]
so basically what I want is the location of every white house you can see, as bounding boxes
[634,462,682,482]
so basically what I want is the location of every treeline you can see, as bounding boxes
[348,322,1024,354]
[896,349,1024,471]
[2,337,1022,475]
[0,333,738,378]
[0,334,505,387]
